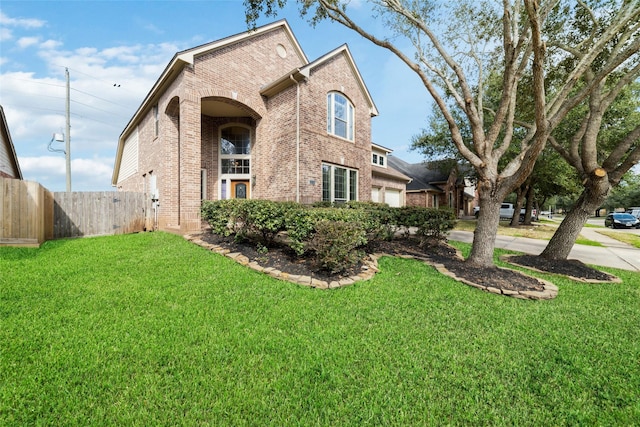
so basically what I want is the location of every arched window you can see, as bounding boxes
[327,92,354,141]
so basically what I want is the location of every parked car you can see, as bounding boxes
[626,207,640,219]
[474,204,537,221]
[604,212,640,229]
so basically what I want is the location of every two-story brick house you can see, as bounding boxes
[111,20,409,233]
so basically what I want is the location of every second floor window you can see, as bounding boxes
[372,153,385,166]
[220,126,251,175]
[153,104,159,137]
[327,92,354,141]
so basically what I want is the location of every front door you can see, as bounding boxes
[232,180,249,199]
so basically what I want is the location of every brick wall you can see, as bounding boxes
[296,53,373,203]
[117,24,380,232]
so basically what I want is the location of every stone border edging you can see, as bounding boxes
[500,254,622,284]
[185,234,558,300]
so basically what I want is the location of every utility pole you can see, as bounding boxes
[65,67,71,192]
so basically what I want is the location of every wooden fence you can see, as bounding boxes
[0,178,53,246]
[53,191,152,239]
[1,177,152,246]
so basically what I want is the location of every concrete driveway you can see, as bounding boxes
[448,220,640,272]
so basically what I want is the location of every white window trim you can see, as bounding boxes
[327,92,355,142]
[372,152,386,167]
[153,104,159,137]
[322,163,358,203]
[201,169,207,201]
[218,124,252,200]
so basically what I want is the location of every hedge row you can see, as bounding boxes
[201,199,456,273]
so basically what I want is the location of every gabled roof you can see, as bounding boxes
[113,20,306,186]
[387,156,449,192]
[371,142,393,153]
[261,44,378,117]
[371,164,412,183]
[0,105,23,180]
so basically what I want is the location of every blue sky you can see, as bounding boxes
[1,0,433,191]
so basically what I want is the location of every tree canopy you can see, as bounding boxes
[245,0,640,267]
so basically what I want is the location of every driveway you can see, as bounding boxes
[448,220,640,272]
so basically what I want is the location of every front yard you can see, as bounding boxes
[1,232,639,425]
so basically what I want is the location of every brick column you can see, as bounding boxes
[179,96,202,233]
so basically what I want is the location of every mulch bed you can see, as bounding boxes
[197,231,590,292]
[503,254,620,283]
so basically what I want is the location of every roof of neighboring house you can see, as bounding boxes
[371,164,412,183]
[387,156,448,192]
[371,142,393,153]
[0,105,23,180]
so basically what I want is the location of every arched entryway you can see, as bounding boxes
[200,97,261,201]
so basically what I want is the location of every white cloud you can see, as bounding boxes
[0,27,12,41]
[143,23,164,35]
[1,35,184,191]
[18,155,114,192]
[40,39,62,50]
[20,156,66,175]
[0,12,46,29]
[17,36,40,48]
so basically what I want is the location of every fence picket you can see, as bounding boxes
[1,177,152,246]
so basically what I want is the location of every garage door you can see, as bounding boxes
[371,187,380,203]
[385,189,401,207]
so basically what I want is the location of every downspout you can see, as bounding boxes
[290,75,300,203]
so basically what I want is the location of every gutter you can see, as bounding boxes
[290,75,301,203]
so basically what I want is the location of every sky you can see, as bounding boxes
[0,0,433,192]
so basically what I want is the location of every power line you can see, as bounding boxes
[3,73,131,109]
[63,65,124,88]
[70,87,131,109]
[2,75,66,89]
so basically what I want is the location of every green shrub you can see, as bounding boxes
[201,199,244,236]
[202,200,455,264]
[411,208,457,242]
[307,220,368,274]
[240,200,297,246]
[284,206,317,255]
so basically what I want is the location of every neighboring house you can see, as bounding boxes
[387,156,475,217]
[370,143,411,207]
[112,20,409,233]
[0,105,23,180]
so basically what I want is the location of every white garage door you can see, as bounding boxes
[371,187,380,203]
[385,189,401,207]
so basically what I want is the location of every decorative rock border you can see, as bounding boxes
[433,262,558,300]
[500,254,622,284]
[184,233,558,300]
[184,233,378,289]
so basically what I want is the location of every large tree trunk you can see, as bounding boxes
[467,186,504,267]
[540,170,611,260]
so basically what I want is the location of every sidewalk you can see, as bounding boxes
[448,226,640,272]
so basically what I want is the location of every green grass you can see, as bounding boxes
[2,232,640,425]
[597,230,640,248]
[455,219,603,246]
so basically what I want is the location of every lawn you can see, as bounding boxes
[1,232,639,425]
[597,230,640,248]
